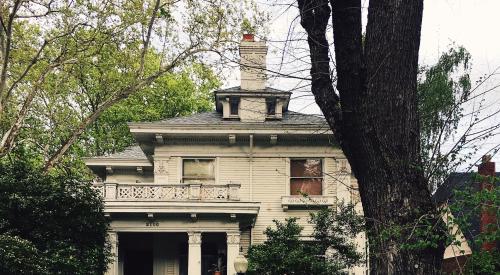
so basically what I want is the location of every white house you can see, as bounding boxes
[85,34,367,275]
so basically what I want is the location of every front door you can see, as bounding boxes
[124,249,153,275]
[121,233,154,275]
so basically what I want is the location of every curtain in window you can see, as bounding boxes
[183,159,215,183]
[290,159,322,195]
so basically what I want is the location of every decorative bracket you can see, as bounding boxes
[270,134,278,145]
[229,134,236,145]
[155,134,164,144]
[106,166,113,174]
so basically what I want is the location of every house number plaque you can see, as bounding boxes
[146,221,159,227]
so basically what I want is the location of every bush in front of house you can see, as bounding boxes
[247,203,365,275]
[0,158,110,275]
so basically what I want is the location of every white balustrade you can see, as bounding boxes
[91,182,241,202]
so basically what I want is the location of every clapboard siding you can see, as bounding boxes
[240,228,251,254]
[335,158,353,203]
[218,157,251,201]
[249,157,346,243]
[324,157,337,196]
[251,158,286,243]
[168,157,180,184]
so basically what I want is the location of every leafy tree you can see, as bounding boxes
[247,203,364,275]
[296,0,447,272]
[81,64,218,156]
[0,0,266,170]
[0,155,110,274]
[418,46,471,191]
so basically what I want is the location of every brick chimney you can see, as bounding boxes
[239,34,267,90]
[478,155,496,252]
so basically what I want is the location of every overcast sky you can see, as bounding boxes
[223,0,500,166]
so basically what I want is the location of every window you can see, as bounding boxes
[290,159,322,195]
[266,98,276,116]
[229,97,239,115]
[182,159,215,183]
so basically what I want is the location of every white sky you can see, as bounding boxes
[223,0,500,167]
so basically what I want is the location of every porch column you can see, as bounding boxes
[226,232,240,275]
[105,231,118,275]
[188,232,202,275]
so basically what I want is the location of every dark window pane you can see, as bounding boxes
[230,98,239,115]
[266,98,276,115]
[290,178,322,195]
[291,159,322,177]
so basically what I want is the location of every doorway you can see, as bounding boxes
[120,233,154,275]
[201,233,227,275]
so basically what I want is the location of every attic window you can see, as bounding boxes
[266,98,276,116]
[230,97,239,115]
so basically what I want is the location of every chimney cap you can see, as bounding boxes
[242,34,254,42]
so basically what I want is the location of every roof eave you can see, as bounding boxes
[128,123,333,135]
[83,158,153,167]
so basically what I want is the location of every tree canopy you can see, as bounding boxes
[0,155,110,274]
[0,0,266,170]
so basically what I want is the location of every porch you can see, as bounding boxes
[106,216,253,275]
[108,232,239,275]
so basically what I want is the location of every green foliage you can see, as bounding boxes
[0,156,110,275]
[247,203,365,275]
[0,234,48,275]
[417,46,473,190]
[241,18,256,34]
[79,63,219,157]
[446,174,499,274]
[419,46,471,138]
[1,0,268,168]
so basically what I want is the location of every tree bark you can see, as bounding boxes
[297,0,447,273]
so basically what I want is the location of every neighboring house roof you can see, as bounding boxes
[153,111,328,126]
[433,172,500,252]
[92,145,147,160]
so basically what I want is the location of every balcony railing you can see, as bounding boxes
[281,195,335,211]
[91,182,241,201]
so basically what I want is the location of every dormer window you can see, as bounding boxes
[230,97,239,116]
[266,98,276,116]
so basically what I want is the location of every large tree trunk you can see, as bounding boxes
[297,0,447,273]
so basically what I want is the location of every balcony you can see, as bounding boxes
[91,182,241,201]
[281,195,335,211]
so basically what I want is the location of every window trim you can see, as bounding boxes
[181,157,217,184]
[288,158,324,196]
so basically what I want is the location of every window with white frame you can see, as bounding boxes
[182,158,215,184]
[290,159,323,195]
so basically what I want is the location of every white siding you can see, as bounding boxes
[218,157,251,201]
[251,158,286,243]
[168,157,180,184]
[324,157,337,196]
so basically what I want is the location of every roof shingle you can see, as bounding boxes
[93,145,147,159]
[156,111,327,126]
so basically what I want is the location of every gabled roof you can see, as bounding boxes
[150,111,328,126]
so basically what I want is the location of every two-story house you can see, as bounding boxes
[85,34,367,275]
